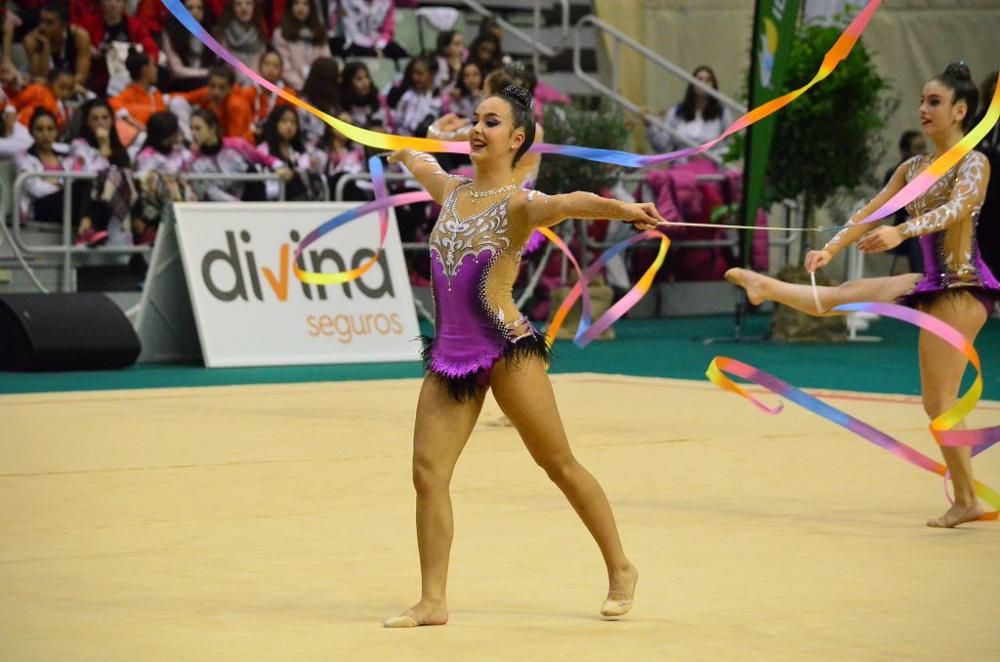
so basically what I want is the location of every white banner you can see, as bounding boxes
[172,202,421,367]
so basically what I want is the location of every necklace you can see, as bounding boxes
[469,182,517,199]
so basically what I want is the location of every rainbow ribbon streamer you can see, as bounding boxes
[707,302,1000,520]
[541,227,670,347]
[160,0,882,169]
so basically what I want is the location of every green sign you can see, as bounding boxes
[741,0,802,261]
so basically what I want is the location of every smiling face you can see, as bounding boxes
[468,96,524,167]
[919,79,967,139]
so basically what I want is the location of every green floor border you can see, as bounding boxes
[2,315,999,399]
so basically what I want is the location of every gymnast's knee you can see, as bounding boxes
[411,453,452,495]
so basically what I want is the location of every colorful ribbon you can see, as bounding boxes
[707,302,1000,520]
[161,0,882,170]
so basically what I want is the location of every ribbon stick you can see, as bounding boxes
[708,302,1000,520]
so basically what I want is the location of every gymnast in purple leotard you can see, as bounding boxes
[726,62,998,530]
[382,86,664,628]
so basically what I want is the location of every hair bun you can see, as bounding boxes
[944,61,972,81]
[501,84,533,108]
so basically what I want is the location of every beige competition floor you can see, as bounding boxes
[1,374,999,661]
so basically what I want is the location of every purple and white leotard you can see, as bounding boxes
[420,177,548,400]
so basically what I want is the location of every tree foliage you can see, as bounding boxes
[536,100,630,195]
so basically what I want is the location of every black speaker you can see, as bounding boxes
[0,293,141,371]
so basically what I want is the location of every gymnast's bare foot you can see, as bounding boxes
[383,600,449,628]
[601,564,638,619]
[725,268,768,306]
[926,501,985,528]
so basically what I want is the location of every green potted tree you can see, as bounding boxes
[760,19,898,341]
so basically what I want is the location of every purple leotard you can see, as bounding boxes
[421,177,548,400]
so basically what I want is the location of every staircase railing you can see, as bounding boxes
[572,14,746,165]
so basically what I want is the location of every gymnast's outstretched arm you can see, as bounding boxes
[510,189,664,231]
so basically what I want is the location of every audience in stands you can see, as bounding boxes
[77,0,158,97]
[328,0,408,60]
[390,55,441,137]
[297,56,340,147]
[12,67,75,133]
[216,0,268,85]
[246,49,293,140]
[71,97,135,245]
[110,50,166,135]
[22,2,91,91]
[645,65,733,159]
[162,0,217,93]
[258,104,322,201]
[172,65,254,141]
[317,117,366,200]
[272,0,331,92]
[133,111,194,244]
[444,59,483,119]
[339,60,389,130]
[433,30,465,93]
[185,107,292,202]
[16,107,72,223]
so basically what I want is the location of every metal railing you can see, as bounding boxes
[572,14,747,167]
[11,171,290,291]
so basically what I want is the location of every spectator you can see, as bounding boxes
[21,2,91,91]
[468,32,502,74]
[0,95,32,157]
[71,97,135,245]
[297,56,340,147]
[162,0,218,93]
[172,65,254,141]
[433,30,465,92]
[133,111,194,244]
[258,105,322,200]
[272,0,331,91]
[185,107,293,202]
[390,55,440,137]
[445,60,483,119]
[339,60,389,130]
[216,0,268,85]
[77,0,159,96]
[245,49,294,141]
[12,67,75,134]
[317,116,366,200]
[328,0,408,60]
[134,0,224,37]
[16,107,73,223]
[645,65,733,159]
[110,50,166,131]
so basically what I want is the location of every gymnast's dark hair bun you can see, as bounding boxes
[943,61,972,82]
[935,61,979,133]
[500,84,533,109]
